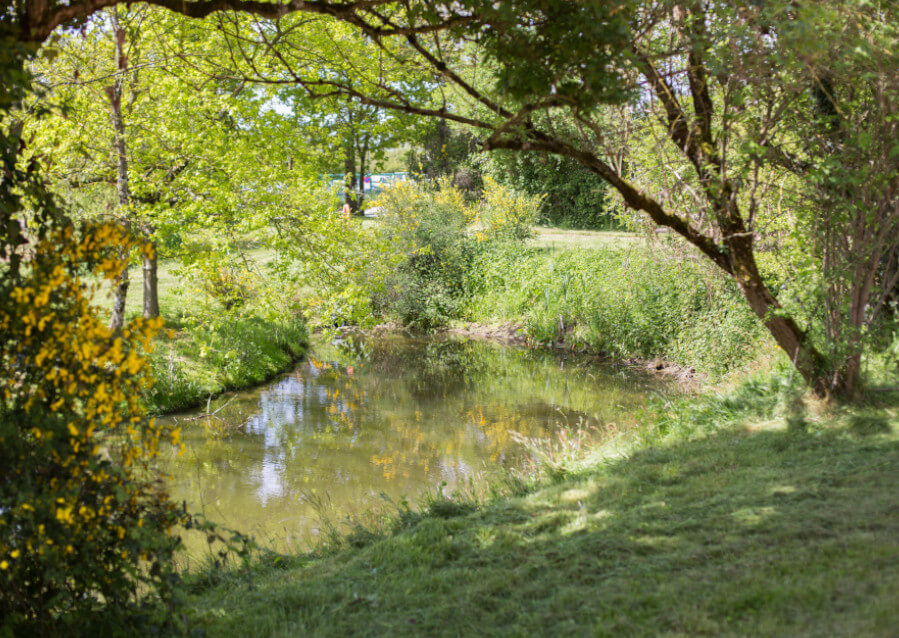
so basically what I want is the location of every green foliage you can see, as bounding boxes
[406,119,481,189]
[476,176,541,241]
[379,180,479,331]
[192,262,258,312]
[138,249,308,414]
[144,312,307,414]
[266,180,395,330]
[367,178,543,329]
[449,0,636,109]
[485,151,616,230]
[467,240,766,375]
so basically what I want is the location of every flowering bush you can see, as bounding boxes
[476,176,541,241]
[0,223,189,631]
[378,179,477,330]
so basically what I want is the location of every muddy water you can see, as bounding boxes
[159,335,666,556]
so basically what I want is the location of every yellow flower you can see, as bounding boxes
[0,561,8,570]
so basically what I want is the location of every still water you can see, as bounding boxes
[160,335,665,555]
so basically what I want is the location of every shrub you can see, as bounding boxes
[484,150,619,230]
[476,176,542,241]
[198,265,257,311]
[0,224,188,632]
[378,179,480,330]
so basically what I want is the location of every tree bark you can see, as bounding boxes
[107,13,131,335]
[356,136,369,215]
[142,224,160,318]
[727,239,830,396]
[343,134,359,213]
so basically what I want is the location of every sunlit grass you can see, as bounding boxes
[184,383,899,636]
[529,227,643,251]
[96,247,307,414]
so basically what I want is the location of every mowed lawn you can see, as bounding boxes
[186,398,899,637]
[530,227,644,251]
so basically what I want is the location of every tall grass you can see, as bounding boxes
[466,241,768,376]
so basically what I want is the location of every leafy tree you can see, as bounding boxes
[191,0,897,397]
[165,13,428,213]
[485,150,614,230]
[0,1,340,628]
[30,6,313,319]
[292,90,412,213]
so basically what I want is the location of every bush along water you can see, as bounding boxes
[374,178,541,331]
[289,177,763,377]
[143,311,308,415]
[0,224,189,633]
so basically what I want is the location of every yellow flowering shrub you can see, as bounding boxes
[0,223,189,630]
[476,176,542,240]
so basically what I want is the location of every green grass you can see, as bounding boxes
[529,227,643,252]
[184,385,899,636]
[465,240,767,376]
[142,313,306,414]
[111,248,307,415]
[120,247,278,322]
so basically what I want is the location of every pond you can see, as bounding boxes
[159,335,668,557]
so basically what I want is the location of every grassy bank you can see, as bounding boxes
[184,380,899,636]
[118,251,307,414]
[301,180,772,378]
[142,313,307,414]
[464,237,768,376]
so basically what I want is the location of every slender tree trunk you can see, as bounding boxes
[142,224,159,318]
[107,13,131,334]
[343,136,358,213]
[356,138,369,215]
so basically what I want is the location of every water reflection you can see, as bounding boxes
[160,335,665,553]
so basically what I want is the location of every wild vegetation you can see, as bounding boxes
[1,0,897,635]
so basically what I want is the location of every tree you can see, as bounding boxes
[291,89,413,213]
[163,12,429,213]
[485,149,614,230]
[0,2,355,627]
[190,0,897,397]
[406,118,478,181]
[29,5,314,320]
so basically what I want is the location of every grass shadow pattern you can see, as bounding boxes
[187,411,899,636]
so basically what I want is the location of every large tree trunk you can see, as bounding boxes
[107,14,131,335]
[142,224,160,319]
[731,259,830,396]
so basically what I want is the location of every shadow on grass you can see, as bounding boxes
[187,421,899,637]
